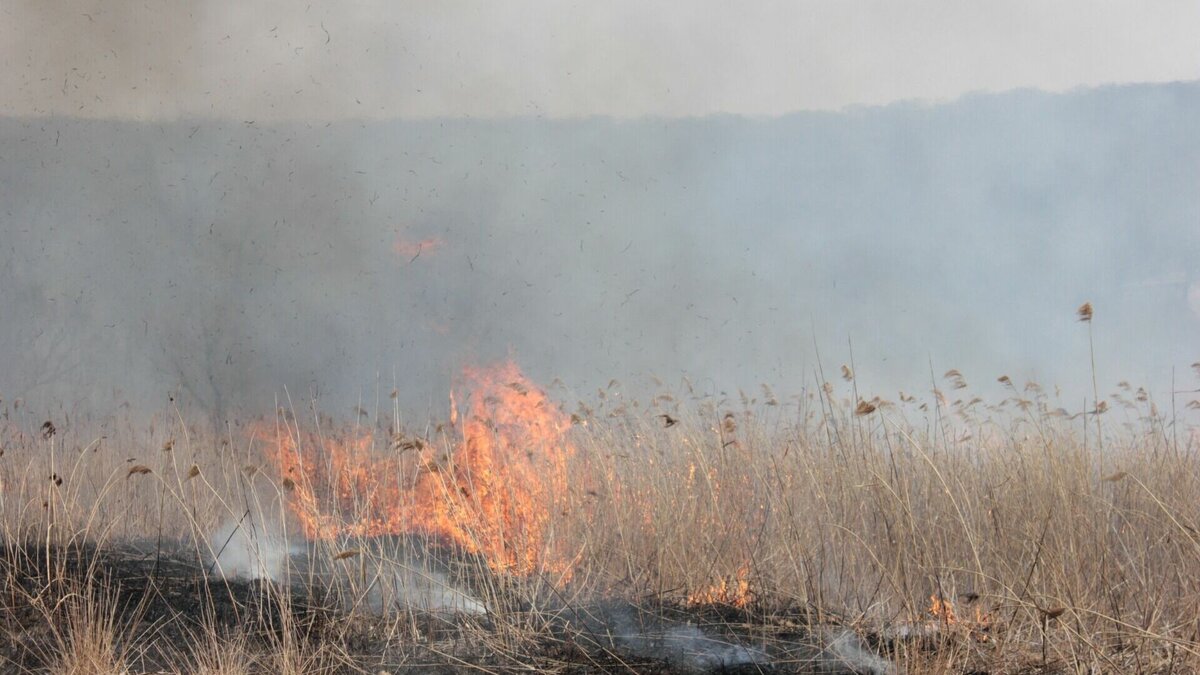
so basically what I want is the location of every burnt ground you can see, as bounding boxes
[0,541,913,674]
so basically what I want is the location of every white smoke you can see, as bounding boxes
[355,559,485,615]
[206,522,486,614]
[605,610,767,673]
[816,629,897,675]
[207,517,295,581]
[655,624,768,671]
[600,606,895,674]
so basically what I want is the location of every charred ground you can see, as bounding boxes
[0,539,907,674]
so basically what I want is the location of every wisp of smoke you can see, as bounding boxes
[207,517,294,581]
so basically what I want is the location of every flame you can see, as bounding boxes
[412,361,576,576]
[928,595,990,641]
[262,360,575,577]
[687,565,752,607]
[928,595,956,623]
[393,235,444,259]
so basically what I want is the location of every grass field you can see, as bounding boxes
[2,360,1198,673]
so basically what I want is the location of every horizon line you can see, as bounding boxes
[4,78,1197,126]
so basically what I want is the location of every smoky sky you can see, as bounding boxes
[3,83,1199,421]
[2,1,1199,120]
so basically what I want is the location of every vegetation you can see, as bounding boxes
[2,350,1198,673]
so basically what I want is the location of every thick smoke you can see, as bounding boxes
[2,83,1199,422]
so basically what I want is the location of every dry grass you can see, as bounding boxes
[1,367,1199,673]
[50,585,135,675]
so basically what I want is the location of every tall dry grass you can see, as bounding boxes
[1,365,1199,672]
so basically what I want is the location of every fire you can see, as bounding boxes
[928,595,990,641]
[393,235,444,259]
[687,565,752,607]
[412,362,576,576]
[261,360,576,577]
[928,595,956,623]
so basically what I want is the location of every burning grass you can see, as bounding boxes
[262,362,576,578]
[1,360,1199,673]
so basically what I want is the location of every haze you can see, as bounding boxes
[1,2,1198,422]
[3,1,1198,119]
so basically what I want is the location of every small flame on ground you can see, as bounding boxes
[687,565,752,607]
[928,595,990,641]
[262,360,575,578]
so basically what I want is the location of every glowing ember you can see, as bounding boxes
[261,360,575,577]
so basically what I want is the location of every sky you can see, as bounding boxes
[3,1,1199,119]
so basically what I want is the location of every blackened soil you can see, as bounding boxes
[0,541,898,674]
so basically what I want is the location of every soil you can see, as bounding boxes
[0,540,900,674]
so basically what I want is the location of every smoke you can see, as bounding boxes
[609,619,768,672]
[584,604,895,674]
[313,534,487,614]
[816,629,898,675]
[354,558,485,615]
[2,82,1198,422]
[3,1,1198,119]
[208,517,294,581]
[207,519,486,613]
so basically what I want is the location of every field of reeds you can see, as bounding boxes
[2,358,1199,674]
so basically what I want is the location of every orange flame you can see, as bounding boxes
[393,235,444,259]
[687,565,752,607]
[928,595,956,623]
[928,595,991,641]
[413,361,576,576]
[262,360,575,577]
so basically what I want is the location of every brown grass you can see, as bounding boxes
[1,369,1198,673]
